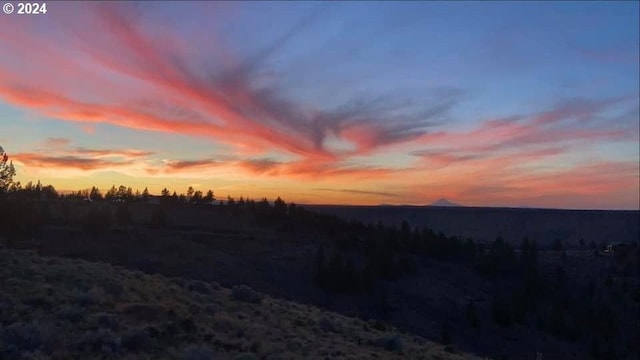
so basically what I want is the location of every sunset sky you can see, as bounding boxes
[1,1,638,209]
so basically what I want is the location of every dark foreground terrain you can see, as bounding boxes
[0,248,472,359]
[1,195,639,359]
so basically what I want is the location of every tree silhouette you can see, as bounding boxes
[141,187,150,201]
[117,186,128,200]
[8,181,21,192]
[41,184,58,200]
[273,196,287,217]
[192,190,203,204]
[105,185,117,201]
[226,195,236,208]
[126,187,134,201]
[89,186,102,201]
[313,246,365,294]
[204,190,215,203]
[0,146,16,193]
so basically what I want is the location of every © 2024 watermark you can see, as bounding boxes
[3,2,48,15]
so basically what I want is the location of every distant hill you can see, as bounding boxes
[305,205,639,247]
[429,198,461,207]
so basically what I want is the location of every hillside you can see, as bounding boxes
[0,248,478,360]
[1,197,638,359]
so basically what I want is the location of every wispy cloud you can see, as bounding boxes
[0,2,458,163]
[412,96,637,161]
[162,159,220,171]
[155,156,405,180]
[44,137,71,148]
[74,148,154,159]
[12,139,154,172]
[315,188,400,198]
[12,153,134,171]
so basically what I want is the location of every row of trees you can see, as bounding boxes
[3,180,58,200]
[2,179,218,205]
[0,148,216,205]
[1,146,308,216]
[312,226,535,295]
[159,187,215,204]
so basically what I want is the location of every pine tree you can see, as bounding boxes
[105,185,117,201]
[89,186,102,201]
[274,196,287,217]
[192,190,203,204]
[0,146,16,192]
[227,195,236,207]
[142,187,150,201]
[204,190,215,203]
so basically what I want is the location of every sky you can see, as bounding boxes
[0,1,638,209]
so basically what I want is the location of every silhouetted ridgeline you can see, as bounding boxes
[304,205,640,248]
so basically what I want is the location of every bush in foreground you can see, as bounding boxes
[231,285,262,304]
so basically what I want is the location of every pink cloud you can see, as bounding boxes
[11,140,155,172]
[12,153,134,171]
[0,3,461,163]
[412,96,636,158]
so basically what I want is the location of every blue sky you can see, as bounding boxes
[0,1,638,208]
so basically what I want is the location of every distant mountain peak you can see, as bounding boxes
[429,198,461,207]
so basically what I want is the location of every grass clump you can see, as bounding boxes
[187,280,212,295]
[234,353,259,360]
[231,285,262,304]
[75,328,122,355]
[318,316,340,333]
[376,334,403,353]
[119,303,167,322]
[0,321,57,356]
[181,344,216,360]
